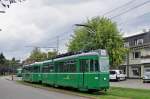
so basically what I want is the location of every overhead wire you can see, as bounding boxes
[110,0,150,19]
[5,1,150,55]
[102,0,136,16]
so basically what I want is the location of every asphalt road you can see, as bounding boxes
[0,77,88,99]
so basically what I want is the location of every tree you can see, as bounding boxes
[68,17,128,67]
[9,57,20,73]
[24,48,58,64]
[0,53,6,64]
[47,51,57,59]
[0,0,26,8]
[27,48,47,62]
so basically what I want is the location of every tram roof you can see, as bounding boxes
[43,60,52,63]
[23,50,107,67]
[23,61,43,67]
[54,52,99,61]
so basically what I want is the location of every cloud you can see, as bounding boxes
[0,0,149,60]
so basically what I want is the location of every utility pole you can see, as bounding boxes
[56,36,59,55]
[11,58,15,81]
[11,65,14,80]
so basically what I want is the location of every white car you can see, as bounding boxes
[109,70,126,81]
[143,68,150,83]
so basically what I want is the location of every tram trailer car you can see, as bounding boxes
[22,62,43,82]
[16,68,22,77]
[22,50,110,91]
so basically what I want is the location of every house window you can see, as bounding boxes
[124,42,129,48]
[133,51,141,59]
[131,67,141,76]
[134,39,143,46]
[134,39,137,46]
[137,39,143,45]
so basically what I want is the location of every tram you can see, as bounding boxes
[22,49,109,91]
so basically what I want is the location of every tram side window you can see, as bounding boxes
[25,67,29,73]
[66,60,76,72]
[90,60,94,71]
[49,63,54,72]
[90,60,99,72]
[23,68,27,73]
[42,63,54,73]
[42,64,49,73]
[70,60,76,72]
[33,66,39,73]
[58,60,76,72]
[80,59,89,72]
[58,62,64,72]
[22,68,25,73]
[64,62,68,72]
[29,67,32,73]
[27,67,32,73]
[95,60,99,71]
[55,62,59,72]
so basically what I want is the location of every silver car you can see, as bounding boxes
[143,68,150,83]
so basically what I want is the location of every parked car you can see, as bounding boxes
[143,68,150,83]
[109,70,126,81]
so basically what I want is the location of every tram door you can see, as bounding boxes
[79,58,99,89]
[78,59,85,88]
[79,59,87,88]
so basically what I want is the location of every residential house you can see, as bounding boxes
[120,30,150,78]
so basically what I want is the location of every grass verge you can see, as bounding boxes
[16,81,150,99]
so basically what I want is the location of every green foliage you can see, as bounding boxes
[103,87,150,99]
[47,51,57,59]
[68,17,127,67]
[10,57,20,66]
[27,48,57,63]
[0,53,21,75]
[0,53,6,64]
[28,48,47,62]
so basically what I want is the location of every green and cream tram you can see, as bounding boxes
[22,49,109,91]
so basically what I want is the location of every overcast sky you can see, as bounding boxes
[0,0,150,60]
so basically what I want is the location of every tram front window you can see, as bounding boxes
[90,59,99,72]
[99,57,109,72]
[80,59,99,72]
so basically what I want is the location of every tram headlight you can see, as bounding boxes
[104,77,106,80]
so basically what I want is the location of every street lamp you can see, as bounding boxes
[75,24,92,28]
[0,11,5,13]
[74,24,97,51]
[74,24,96,34]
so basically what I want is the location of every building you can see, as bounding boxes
[120,30,150,78]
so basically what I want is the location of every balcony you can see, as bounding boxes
[141,58,150,64]
[129,58,141,65]
[141,55,150,64]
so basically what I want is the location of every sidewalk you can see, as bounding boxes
[3,75,22,81]
[110,79,150,90]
